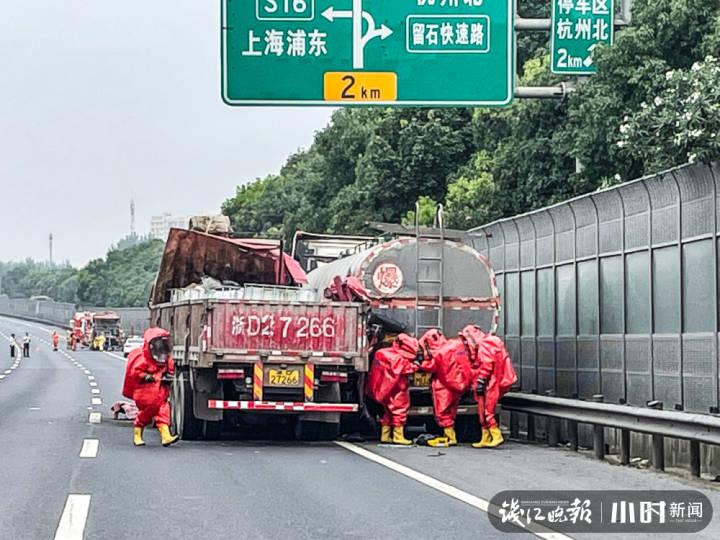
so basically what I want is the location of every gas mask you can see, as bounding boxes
[149,336,171,364]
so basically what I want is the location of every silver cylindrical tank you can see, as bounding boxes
[307,238,500,337]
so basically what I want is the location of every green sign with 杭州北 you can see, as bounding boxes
[551,0,614,74]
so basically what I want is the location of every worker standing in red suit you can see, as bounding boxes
[122,327,179,447]
[459,325,517,448]
[367,333,422,445]
[51,331,60,351]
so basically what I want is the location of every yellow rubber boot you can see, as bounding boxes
[443,426,458,446]
[380,425,392,443]
[392,426,413,446]
[158,424,179,447]
[133,427,145,447]
[472,428,493,448]
[427,437,449,447]
[484,426,505,448]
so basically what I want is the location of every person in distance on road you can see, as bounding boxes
[121,327,179,447]
[10,333,18,359]
[51,331,60,351]
[22,332,31,357]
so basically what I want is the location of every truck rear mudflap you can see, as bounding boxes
[208,400,358,413]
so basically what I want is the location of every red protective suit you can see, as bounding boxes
[426,336,473,428]
[122,327,175,429]
[419,330,459,429]
[367,334,420,427]
[460,325,517,428]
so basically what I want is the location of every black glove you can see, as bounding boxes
[476,377,488,395]
[413,349,424,366]
[160,372,173,385]
[142,373,155,383]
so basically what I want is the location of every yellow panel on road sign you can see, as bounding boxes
[323,72,397,102]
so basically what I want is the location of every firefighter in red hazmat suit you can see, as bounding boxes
[51,331,60,351]
[367,333,422,445]
[420,329,476,447]
[463,325,517,448]
[419,326,516,448]
[122,327,179,447]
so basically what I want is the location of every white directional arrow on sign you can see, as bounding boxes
[322,7,352,21]
[323,0,393,69]
[583,44,598,67]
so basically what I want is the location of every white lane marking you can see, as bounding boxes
[91,397,102,405]
[91,389,100,394]
[3,370,11,374]
[87,376,95,381]
[79,439,99,458]
[89,382,98,387]
[53,494,91,540]
[335,442,573,540]
[89,412,101,424]
[29,407,41,411]
[104,351,126,361]
[83,370,91,374]
[0,375,5,380]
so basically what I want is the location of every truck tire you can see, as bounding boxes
[171,370,204,440]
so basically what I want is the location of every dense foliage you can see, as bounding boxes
[0,237,164,307]
[0,261,78,303]
[223,0,720,237]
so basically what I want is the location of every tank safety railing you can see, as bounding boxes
[500,392,720,478]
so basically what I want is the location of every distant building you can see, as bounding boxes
[150,213,190,240]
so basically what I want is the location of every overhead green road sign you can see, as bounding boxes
[551,0,614,74]
[222,0,515,107]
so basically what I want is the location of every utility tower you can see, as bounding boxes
[130,197,136,236]
[49,233,53,264]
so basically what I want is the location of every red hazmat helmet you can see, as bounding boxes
[419,329,447,355]
[392,333,419,361]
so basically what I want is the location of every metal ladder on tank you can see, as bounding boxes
[414,202,445,336]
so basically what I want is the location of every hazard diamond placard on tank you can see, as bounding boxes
[221,0,515,106]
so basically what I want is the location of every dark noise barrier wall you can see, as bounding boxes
[467,161,720,416]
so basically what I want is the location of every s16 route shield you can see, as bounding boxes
[222,0,515,107]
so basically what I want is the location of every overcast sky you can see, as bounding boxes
[0,0,333,265]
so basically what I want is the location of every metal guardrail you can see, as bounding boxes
[501,392,720,478]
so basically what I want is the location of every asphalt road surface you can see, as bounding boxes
[0,316,718,540]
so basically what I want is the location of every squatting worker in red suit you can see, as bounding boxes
[122,327,179,447]
[460,325,517,448]
[367,333,422,445]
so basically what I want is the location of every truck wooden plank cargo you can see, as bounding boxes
[149,228,368,440]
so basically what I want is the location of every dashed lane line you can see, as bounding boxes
[53,494,91,540]
[335,441,574,540]
[79,439,99,458]
[88,412,101,424]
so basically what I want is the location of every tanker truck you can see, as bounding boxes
[302,214,501,439]
[149,226,368,441]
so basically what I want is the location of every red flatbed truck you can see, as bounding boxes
[149,228,368,440]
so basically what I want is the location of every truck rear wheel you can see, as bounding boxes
[171,370,204,440]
